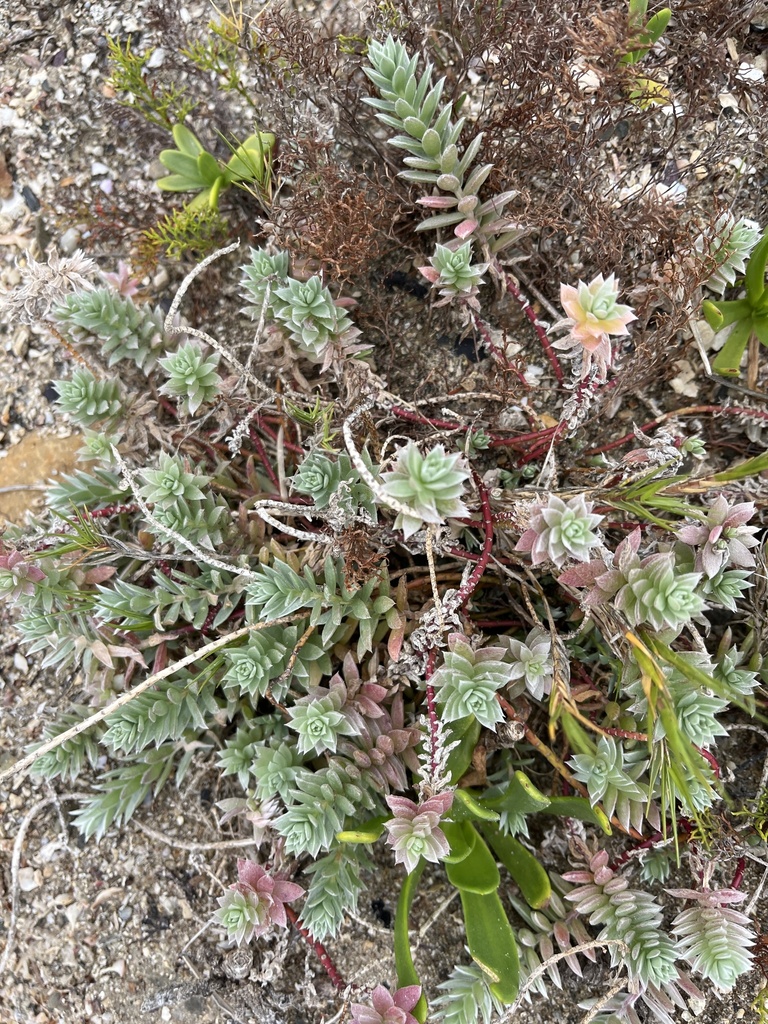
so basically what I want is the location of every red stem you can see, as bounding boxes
[470,312,532,390]
[389,406,468,432]
[248,427,281,491]
[285,905,346,990]
[455,474,494,607]
[585,404,768,456]
[731,856,746,890]
[503,274,564,384]
[695,745,721,779]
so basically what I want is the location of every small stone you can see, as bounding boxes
[117,905,132,922]
[13,652,29,675]
[147,158,167,181]
[81,52,98,73]
[146,48,166,69]
[161,1007,171,1022]
[18,867,41,892]
[91,161,110,176]
[152,266,169,290]
[59,227,81,254]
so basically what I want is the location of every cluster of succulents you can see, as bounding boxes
[2,21,767,1024]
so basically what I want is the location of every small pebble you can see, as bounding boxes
[117,905,132,922]
[18,867,41,892]
[59,227,81,254]
[12,652,29,675]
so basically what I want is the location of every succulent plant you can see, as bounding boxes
[551,274,636,378]
[55,368,122,426]
[288,688,359,756]
[419,241,489,308]
[430,634,515,729]
[350,984,423,1024]
[240,247,290,318]
[0,549,45,603]
[614,552,705,632]
[668,886,755,992]
[696,213,762,296]
[158,342,222,415]
[564,846,679,989]
[272,275,358,359]
[516,494,604,567]
[569,735,651,833]
[291,450,377,518]
[676,494,759,578]
[383,791,453,874]
[499,626,554,701]
[214,858,303,945]
[379,441,470,539]
[363,36,522,255]
[138,453,209,507]
[53,287,170,372]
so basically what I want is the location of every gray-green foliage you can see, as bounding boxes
[158,342,222,415]
[46,467,131,512]
[253,741,304,802]
[569,735,651,834]
[433,963,502,1024]
[239,247,361,362]
[363,35,522,254]
[53,287,171,372]
[288,688,359,756]
[101,672,222,754]
[565,849,679,990]
[291,450,377,519]
[72,743,198,840]
[299,844,372,940]
[217,717,289,789]
[240,247,290,318]
[55,368,122,426]
[95,567,246,632]
[275,760,377,857]
[245,556,396,657]
[28,706,104,783]
[221,621,332,703]
[273,276,358,360]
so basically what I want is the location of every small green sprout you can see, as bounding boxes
[157,123,275,211]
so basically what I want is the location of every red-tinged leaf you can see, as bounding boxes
[454,218,479,239]
[83,565,117,584]
[558,559,605,588]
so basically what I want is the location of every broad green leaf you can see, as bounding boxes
[445,825,500,894]
[172,123,205,157]
[544,796,612,835]
[481,770,551,816]
[208,175,225,210]
[711,318,753,377]
[158,151,201,178]
[702,298,751,331]
[451,787,500,823]
[745,226,768,306]
[197,151,223,185]
[156,174,203,192]
[479,822,551,909]
[460,888,519,1003]
[394,861,428,1022]
[442,820,476,863]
